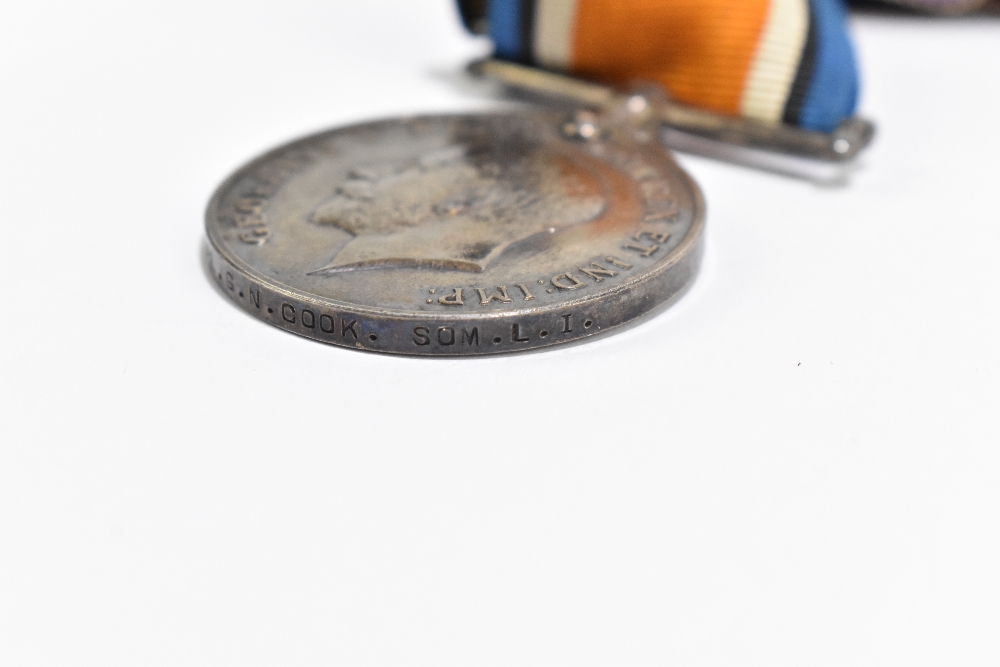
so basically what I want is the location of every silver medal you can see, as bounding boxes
[206,106,703,355]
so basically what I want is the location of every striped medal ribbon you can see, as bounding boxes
[459,0,875,180]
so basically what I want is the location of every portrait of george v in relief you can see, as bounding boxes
[306,136,625,276]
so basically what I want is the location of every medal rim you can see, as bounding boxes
[204,111,705,353]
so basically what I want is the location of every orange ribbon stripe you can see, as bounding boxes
[570,0,771,117]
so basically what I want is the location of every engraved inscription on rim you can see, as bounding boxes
[205,111,704,355]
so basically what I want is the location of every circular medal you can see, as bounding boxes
[205,111,704,355]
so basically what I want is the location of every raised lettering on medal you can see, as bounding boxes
[206,112,703,355]
[476,286,513,305]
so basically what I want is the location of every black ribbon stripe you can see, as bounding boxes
[783,7,818,126]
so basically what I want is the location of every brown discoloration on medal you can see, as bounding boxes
[205,111,704,355]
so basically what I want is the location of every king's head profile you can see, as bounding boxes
[306,141,609,275]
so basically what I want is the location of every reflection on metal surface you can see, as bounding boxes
[470,58,875,181]
[206,112,703,355]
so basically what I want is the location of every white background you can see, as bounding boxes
[2,1,998,665]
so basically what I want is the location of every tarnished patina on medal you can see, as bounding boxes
[206,110,703,355]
